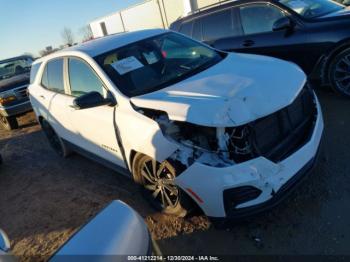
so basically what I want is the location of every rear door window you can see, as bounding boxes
[41,65,49,88]
[30,63,41,84]
[192,20,202,41]
[41,59,65,93]
[201,9,235,42]
[179,21,193,37]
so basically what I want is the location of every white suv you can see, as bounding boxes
[29,29,324,220]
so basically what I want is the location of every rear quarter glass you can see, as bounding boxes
[30,63,42,84]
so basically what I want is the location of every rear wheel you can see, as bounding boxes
[41,120,71,158]
[132,153,190,217]
[0,115,18,130]
[329,48,350,98]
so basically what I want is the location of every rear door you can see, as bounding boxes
[31,58,74,140]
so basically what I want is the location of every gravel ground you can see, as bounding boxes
[0,89,349,261]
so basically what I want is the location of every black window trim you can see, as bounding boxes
[40,58,66,95]
[179,20,194,37]
[40,61,49,89]
[231,7,244,36]
[65,56,109,98]
[30,62,42,84]
[192,19,203,41]
[100,22,108,36]
[184,5,238,41]
[199,7,241,43]
[185,4,237,23]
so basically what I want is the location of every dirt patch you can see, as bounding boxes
[0,113,209,261]
[146,214,210,240]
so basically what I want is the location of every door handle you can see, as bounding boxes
[39,95,46,100]
[243,40,255,47]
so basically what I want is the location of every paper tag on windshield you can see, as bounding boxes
[111,56,144,75]
[143,51,159,64]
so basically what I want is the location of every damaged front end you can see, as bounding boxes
[134,86,317,172]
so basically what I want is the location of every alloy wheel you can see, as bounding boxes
[333,53,350,96]
[140,159,179,209]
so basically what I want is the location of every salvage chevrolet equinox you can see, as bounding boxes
[28,29,324,220]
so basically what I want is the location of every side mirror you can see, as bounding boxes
[0,229,11,252]
[73,91,116,110]
[273,17,293,32]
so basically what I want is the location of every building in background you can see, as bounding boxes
[89,0,229,38]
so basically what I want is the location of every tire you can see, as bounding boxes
[41,120,71,158]
[132,153,192,217]
[0,115,18,130]
[329,48,350,98]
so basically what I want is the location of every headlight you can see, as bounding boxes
[0,91,17,106]
[162,120,218,152]
[159,119,255,164]
[137,108,255,165]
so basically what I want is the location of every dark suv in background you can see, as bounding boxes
[0,55,33,130]
[170,0,350,97]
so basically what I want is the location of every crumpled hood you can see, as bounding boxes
[0,73,30,93]
[131,53,306,127]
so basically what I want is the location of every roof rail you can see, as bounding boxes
[188,0,237,15]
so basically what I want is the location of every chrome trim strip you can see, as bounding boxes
[0,100,31,110]
[0,84,28,94]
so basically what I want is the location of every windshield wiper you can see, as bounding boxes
[180,65,191,70]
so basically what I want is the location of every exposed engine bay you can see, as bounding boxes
[134,87,317,169]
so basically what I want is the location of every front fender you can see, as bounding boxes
[116,104,178,168]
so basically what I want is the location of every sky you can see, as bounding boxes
[0,0,143,60]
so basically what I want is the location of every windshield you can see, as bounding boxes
[95,32,224,97]
[279,0,345,18]
[0,57,33,80]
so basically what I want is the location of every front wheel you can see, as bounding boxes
[132,153,191,217]
[0,115,18,130]
[329,48,350,98]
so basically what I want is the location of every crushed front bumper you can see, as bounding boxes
[175,94,324,218]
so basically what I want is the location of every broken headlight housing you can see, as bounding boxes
[163,120,218,152]
[134,107,256,165]
[158,116,255,164]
